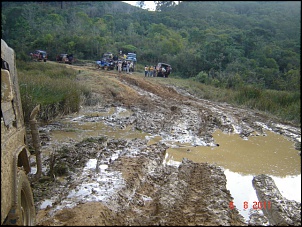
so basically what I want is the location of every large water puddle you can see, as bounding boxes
[43,106,301,222]
[161,129,301,221]
[164,129,300,176]
[45,107,148,148]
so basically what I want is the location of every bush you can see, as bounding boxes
[234,85,300,124]
[194,71,209,84]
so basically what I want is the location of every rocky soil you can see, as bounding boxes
[29,64,301,226]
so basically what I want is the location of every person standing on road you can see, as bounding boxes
[144,65,149,77]
[126,61,130,74]
[149,65,154,77]
[153,65,157,77]
[130,61,134,73]
[118,60,122,73]
[122,61,127,72]
[162,67,166,77]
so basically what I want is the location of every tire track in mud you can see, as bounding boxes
[33,64,300,226]
[118,74,300,146]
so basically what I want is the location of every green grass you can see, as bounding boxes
[157,76,300,125]
[17,60,91,122]
[17,60,300,125]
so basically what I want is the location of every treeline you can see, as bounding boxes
[2,1,300,92]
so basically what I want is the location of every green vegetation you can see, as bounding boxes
[233,87,300,123]
[17,61,91,122]
[157,77,300,124]
[2,1,300,124]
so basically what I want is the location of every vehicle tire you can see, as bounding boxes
[44,59,46,62]
[15,169,36,226]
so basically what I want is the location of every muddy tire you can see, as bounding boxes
[16,170,36,226]
[3,170,36,225]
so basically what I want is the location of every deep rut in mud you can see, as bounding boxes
[30,64,301,226]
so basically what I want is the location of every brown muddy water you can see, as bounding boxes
[44,107,301,222]
[161,129,301,221]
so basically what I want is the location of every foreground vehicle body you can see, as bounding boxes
[1,39,36,225]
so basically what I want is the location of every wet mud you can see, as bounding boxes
[29,65,301,226]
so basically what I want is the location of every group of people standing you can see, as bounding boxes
[118,60,134,74]
[144,65,171,77]
[144,65,157,77]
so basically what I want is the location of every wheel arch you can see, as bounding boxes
[3,146,34,225]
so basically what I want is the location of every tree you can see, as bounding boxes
[137,1,145,9]
[154,1,176,11]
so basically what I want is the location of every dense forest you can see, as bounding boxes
[1,1,301,92]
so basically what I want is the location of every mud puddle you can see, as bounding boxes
[161,129,301,221]
[37,105,301,223]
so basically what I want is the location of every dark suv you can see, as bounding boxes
[56,54,74,64]
[156,63,172,77]
[30,50,47,62]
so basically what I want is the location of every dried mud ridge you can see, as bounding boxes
[31,68,301,226]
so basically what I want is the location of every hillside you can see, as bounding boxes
[1,1,300,92]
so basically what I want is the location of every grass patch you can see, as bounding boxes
[17,60,300,125]
[17,61,91,122]
[156,76,300,125]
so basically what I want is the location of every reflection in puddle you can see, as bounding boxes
[166,129,300,177]
[43,106,301,222]
[165,129,301,221]
[224,170,301,221]
[50,120,149,143]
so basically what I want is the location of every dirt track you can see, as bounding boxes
[31,63,301,226]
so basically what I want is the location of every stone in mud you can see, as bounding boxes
[252,174,301,226]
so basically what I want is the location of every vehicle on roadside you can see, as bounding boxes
[2,39,40,225]
[156,62,172,77]
[96,58,115,70]
[30,50,47,62]
[96,52,116,70]
[56,54,74,64]
[103,52,113,60]
[126,52,137,62]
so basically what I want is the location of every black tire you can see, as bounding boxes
[16,170,36,226]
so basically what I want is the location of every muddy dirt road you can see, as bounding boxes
[30,63,301,226]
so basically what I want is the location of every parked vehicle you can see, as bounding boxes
[30,50,47,62]
[96,58,115,70]
[103,52,113,59]
[126,52,137,62]
[96,52,116,70]
[56,54,74,64]
[2,39,41,225]
[156,62,172,77]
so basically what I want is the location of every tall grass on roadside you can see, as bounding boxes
[156,77,300,125]
[234,85,300,124]
[17,61,90,122]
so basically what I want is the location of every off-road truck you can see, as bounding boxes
[1,39,39,225]
[30,50,47,62]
